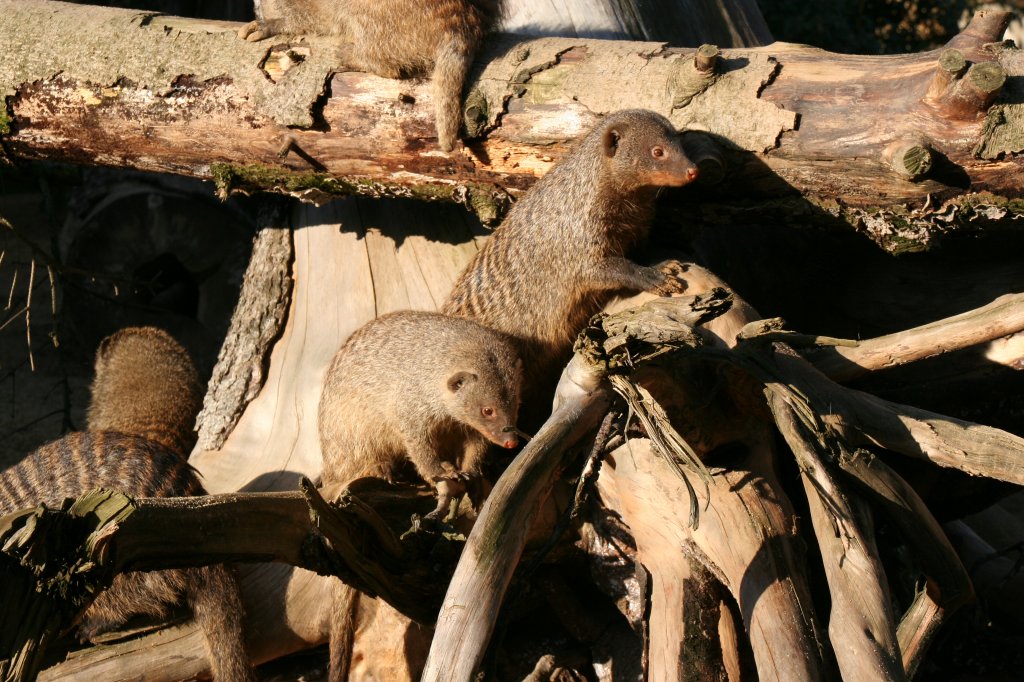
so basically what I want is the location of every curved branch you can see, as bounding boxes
[770,395,904,681]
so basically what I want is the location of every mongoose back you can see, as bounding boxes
[318,310,522,681]
[0,327,255,682]
[239,0,504,151]
[443,109,699,408]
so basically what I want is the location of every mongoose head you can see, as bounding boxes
[444,357,522,450]
[598,109,699,190]
[87,326,202,456]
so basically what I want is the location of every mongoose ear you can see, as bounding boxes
[447,371,478,392]
[95,335,116,365]
[602,127,622,158]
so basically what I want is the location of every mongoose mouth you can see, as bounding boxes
[496,425,528,449]
[494,434,519,449]
[649,166,699,187]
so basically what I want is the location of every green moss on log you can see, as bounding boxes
[210,162,511,224]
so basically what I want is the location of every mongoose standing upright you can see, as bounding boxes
[238,0,504,151]
[444,109,700,415]
[317,309,522,681]
[0,327,256,682]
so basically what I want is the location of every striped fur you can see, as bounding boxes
[443,110,699,415]
[318,310,522,682]
[0,327,255,682]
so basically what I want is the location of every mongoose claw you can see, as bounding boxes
[653,259,689,295]
[428,476,468,519]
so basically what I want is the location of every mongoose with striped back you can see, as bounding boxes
[238,0,504,151]
[443,109,700,419]
[0,327,256,682]
[317,309,523,681]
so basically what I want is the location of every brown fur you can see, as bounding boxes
[240,0,503,151]
[317,310,522,681]
[318,310,522,496]
[0,327,255,682]
[443,109,699,414]
[87,326,202,456]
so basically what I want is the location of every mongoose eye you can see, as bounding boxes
[481,407,495,418]
[651,146,665,159]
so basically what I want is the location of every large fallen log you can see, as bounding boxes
[1,2,1022,245]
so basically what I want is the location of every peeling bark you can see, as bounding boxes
[195,207,293,451]
[1,2,1021,242]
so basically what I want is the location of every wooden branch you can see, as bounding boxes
[747,344,1024,484]
[195,208,293,451]
[595,436,829,681]
[421,362,612,681]
[837,450,972,677]
[770,396,904,682]
[804,292,1024,382]
[3,480,456,682]
[1,2,1022,237]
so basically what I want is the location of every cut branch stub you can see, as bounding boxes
[668,46,720,108]
[694,44,721,74]
[947,9,1013,60]
[932,61,1007,120]
[924,49,967,101]
[883,138,933,180]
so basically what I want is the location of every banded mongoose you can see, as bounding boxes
[0,327,256,682]
[317,309,522,681]
[318,309,522,513]
[238,0,503,151]
[443,109,700,413]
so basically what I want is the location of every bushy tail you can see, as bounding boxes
[188,565,257,682]
[432,37,474,152]
[328,583,361,682]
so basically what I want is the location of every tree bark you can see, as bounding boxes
[5,2,1024,680]
[1,2,1022,246]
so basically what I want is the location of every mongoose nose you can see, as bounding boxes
[686,167,699,181]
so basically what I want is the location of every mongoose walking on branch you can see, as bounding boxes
[317,310,522,681]
[0,327,256,682]
[443,109,699,413]
[239,0,503,151]
[318,309,522,513]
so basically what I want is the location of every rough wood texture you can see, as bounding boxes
[195,211,293,451]
[1,2,1022,244]
[1,480,455,682]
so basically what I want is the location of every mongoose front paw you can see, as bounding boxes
[237,20,276,41]
[652,260,689,295]
[426,475,469,519]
